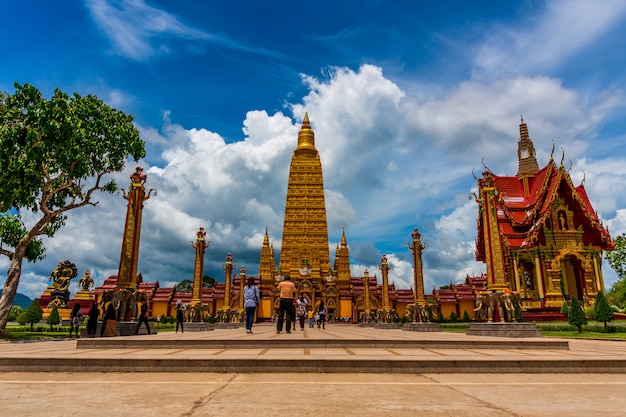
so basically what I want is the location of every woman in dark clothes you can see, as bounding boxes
[86,302,99,338]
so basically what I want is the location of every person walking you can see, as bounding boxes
[175,300,186,333]
[308,309,315,328]
[135,302,151,335]
[317,301,327,329]
[243,276,260,334]
[86,302,99,338]
[69,303,83,338]
[276,275,296,334]
[100,303,117,337]
[296,295,307,331]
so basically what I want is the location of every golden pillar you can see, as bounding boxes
[380,255,391,310]
[239,266,246,311]
[222,253,234,310]
[117,166,154,289]
[408,228,426,303]
[479,172,507,291]
[191,227,210,305]
[363,269,371,314]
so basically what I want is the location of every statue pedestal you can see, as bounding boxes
[214,322,242,329]
[402,322,442,332]
[373,323,401,329]
[182,322,215,332]
[42,307,71,321]
[112,321,157,336]
[358,322,375,327]
[466,322,542,338]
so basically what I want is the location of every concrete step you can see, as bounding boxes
[76,337,569,350]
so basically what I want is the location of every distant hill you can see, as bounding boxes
[0,290,33,309]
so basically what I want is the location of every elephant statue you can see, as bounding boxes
[388,309,399,323]
[473,291,491,322]
[501,291,515,322]
[404,304,420,323]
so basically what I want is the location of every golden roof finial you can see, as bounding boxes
[297,112,315,150]
[341,227,347,247]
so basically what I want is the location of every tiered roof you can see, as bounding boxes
[476,121,613,261]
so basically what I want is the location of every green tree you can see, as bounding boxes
[203,275,216,288]
[462,310,470,322]
[176,279,192,292]
[594,291,614,332]
[0,83,145,335]
[25,299,42,331]
[606,234,626,307]
[46,305,61,330]
[177,276,217,292]
[567,296,587,333]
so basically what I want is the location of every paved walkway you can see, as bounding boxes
[1,323,626,416]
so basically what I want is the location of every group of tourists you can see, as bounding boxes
[68,299,151,338]
[66,275,329,337]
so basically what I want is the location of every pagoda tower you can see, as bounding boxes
[117,166,153,289]
[333,228,351,282]
[258,228,275,287]
[278,113,331,282]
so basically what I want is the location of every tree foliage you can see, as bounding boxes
[25,299,42,331]
[0,83,145,334]
[46,305,61,329]
[594,291,614,331]
[567,296,587,333]
[203,275,216,288]
[176,276,217,292]
[176,279,192,292]
[607,234,626,308]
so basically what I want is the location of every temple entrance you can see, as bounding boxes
[561,256,585,302]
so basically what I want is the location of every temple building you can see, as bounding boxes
[475,117,613,317]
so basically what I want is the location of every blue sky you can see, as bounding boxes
[2,0,626,300]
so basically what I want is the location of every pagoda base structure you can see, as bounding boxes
[466,322,541,338]
[402,323,442,332]
[358,322,376,327]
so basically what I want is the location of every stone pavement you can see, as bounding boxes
[1,323,626,416]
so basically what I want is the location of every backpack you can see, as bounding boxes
[297,305,306,316]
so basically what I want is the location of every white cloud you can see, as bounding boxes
[475,0,626,77]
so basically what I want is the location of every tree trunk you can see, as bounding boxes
[0,249,26,334]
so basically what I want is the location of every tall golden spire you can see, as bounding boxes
[279,114,331,281]
[517,116,540,196]
[258,227,274,287]
[334,228,351,282]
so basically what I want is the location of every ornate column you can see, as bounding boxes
[191,227,210,305]
[363,269,371,314]
[408,228,426,303]
[380,255,391,310]
[221,253,234,310]
[478,171,507,291]
[117,166,154,289]
[239,266,247,311]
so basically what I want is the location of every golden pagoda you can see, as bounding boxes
[278,113,332,281]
